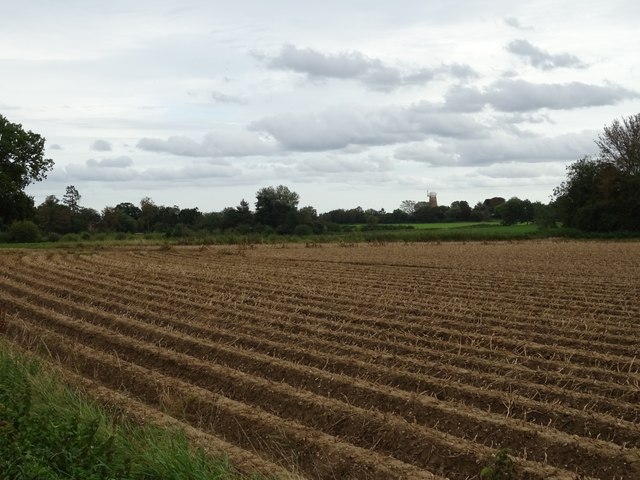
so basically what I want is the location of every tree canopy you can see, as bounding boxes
[254,185,300,229]
[554,114,640,232]
[0,115,54,224]
[595,113,640,176]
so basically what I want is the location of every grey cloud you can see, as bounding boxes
[137,136,207,157]
[507,39,585,70]
[394,142,459,166]
[499,112,554,125]
[63,164,136,182]
[90,139,112,151]
[250,104,486,152]
[442,131,598,166]
[140,164,239,181]
[503,17,522,29]
[300,154,394,174]
[86,156,133,168]
[395,131,597,168]
[48,144,63,150]
[444,79,638,112]
[264,44,476,91]
[137,130,278,158]
[446,64,478,80]
[503,17,531,30]
[269,44,373,79]
[211,90,247,105]
[442,85,487,113]
[477,162,565,179]
[62,161,238,182]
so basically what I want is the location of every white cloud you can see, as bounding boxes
[9,1,640,211]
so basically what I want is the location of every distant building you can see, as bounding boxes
[428,191,438,208]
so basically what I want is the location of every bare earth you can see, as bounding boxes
[1,240,639,479]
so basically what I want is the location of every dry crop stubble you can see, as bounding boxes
[0,240,639,479]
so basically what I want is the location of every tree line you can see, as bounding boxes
[1,113,639,242]
[2,182,550,243]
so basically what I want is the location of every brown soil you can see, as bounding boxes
[1,241,639,479]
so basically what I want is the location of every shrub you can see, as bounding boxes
[7,220,40,243]
[294,224,314,236]
[60,233,81,242]
[46,232,61,242]
[481,449,513,480]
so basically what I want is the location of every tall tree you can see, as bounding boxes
[254,185,299,228]
[595,113,640,175]
[0,115,54,224]
[553,114,640,231]
[62,185,81,212]
[398,200,417,215]
[36,195,71,234]
[139,197,158,232]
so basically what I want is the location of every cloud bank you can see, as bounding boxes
[506,39,585,70]
[444,79,638,112]
[137,131,278,158]
[90,139,112,151]
[264,44,476,91]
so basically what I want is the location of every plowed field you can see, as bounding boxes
[1,241,639,479]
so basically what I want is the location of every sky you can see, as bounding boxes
[2,0,639,213]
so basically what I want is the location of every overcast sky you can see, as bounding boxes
[3,1,639,212]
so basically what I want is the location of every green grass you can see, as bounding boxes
[394,221,500,230]
[1,223,639,250]
[0,340,249,480]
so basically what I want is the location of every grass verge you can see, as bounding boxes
[1,224,640,250]
[0,340,248,480]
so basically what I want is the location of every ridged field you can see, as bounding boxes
[1,241,639,479]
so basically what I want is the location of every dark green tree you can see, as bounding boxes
[7,220,40,243]
[178,207,202,226]
[100,206,137,233]
[496,197,527,225]
[36,195,72,234]
[447,200,472,221]
[254,185,299,229]
[595,113,640,175]
[554,157,640,231]
[398,200,417,215]
[470,202,492,221]
[62,185,81,212]
[138,197,158,232]
[115,202,142,220]
[553,114,640,232]
[482,197,506,217]
[221,200,253,230]
[0,115,54,224]
[235,199,253,226]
